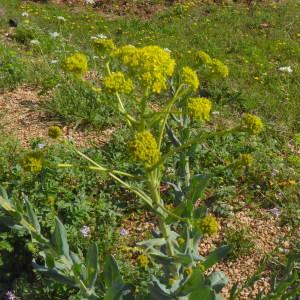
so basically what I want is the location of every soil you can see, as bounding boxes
[0,86,115,147]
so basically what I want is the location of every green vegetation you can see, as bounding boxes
[0,0,299,299]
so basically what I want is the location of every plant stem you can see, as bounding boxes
[147,172,174,257]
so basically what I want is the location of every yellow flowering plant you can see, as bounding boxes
[0,41,265,299]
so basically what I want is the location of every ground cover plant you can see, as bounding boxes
[0,0,299,299]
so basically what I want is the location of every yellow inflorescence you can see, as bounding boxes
[128,131,160,168]
[115,45,175,93]
[197,50,229,78]
[184,267,193,276]
[242,113,264,135]
[210,59,229,78]
[240,153,254,167]
[48,125,63,139]
[21,151,43,173]
[196,215,219,236]
[62,53,88,76]
[182,66,199,91]
[103,72,134,94]
[137,254,150,268]
[197,50,212,65]
[187,97,212,122]
[93,38,116,53]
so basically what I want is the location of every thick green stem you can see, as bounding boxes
[148,173,174,257]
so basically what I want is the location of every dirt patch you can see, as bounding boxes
[0,86,115,147]
[199,209,294,299]
[118,206,296,299]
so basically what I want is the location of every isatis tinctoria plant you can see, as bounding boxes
[0,39,265,299]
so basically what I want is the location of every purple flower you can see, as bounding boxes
[80,225,90,237]
[6,291,16,300]
[120,228,129,236]
[269,207,281,217]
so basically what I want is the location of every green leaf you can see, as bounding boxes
[188,287,215,300]
[186,174,210,204]
[51,217,70,259]
[33,263,77,287]
[202,246,230,270]
[24,199,40,233]
[86,243,98,288]
[103,255,123,288]
[0,187,15,212]
[180,269,205,295]
[207,271,228,293]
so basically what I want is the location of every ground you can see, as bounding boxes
[0,0,299,299]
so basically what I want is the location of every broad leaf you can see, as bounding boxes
[202,246,230,270]
[51,217,70,259]
[86,243,98,288]
[207,271,228,293]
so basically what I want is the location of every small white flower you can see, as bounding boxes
[37,143,46,149]
[80,225,90,237]
[93,55,99,59]
[21,12,29,17]
[50,32,60,38]
[30,39,40,45]
[212,111,220,115]
[120,228,129,236]
[6,291,16,300]
[164,48,171,53]
[278,66,293,74]
[269,207,281,217]
[57,16,66,21]
[51,59,59,64]
[85,0,95,4]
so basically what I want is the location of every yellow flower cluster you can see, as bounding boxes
[242,113,264,135]
[103,72,134,94]
[128,131,160,168]
[196,215,218,236]
[48,126,63,139]
[184,267,193,276]
[93,38,116,53]
[197,50,212,65]
[62,53,88,76]
[240,153,254,167]
[187,97,212,122]
[137,254,150,268]
[21,151,43,173]
[182,66,199,91]
[115,45,175,93]
[197,50,229,78]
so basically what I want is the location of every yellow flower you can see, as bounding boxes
[196,215,218,236]
[240,153,254,167]
[48,126,63,139]
[62,53,88,75]
[210,58,229,78]
[177,237,185,246]
[103,72,134,94]
[242,113,264,135]
[128,131,160,168]
[187,97,212,122]
[197,50,229,78]
[93,38,116,53]
[197,50,212,65]
[21,151,43,173]
[115,45,175,93]
[184,267,193,276]
[182,67,199,91]
[137,254,150,268]
[47,195,56,205]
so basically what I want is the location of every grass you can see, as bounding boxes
[0,0,299,130]
[0,0,299,298]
